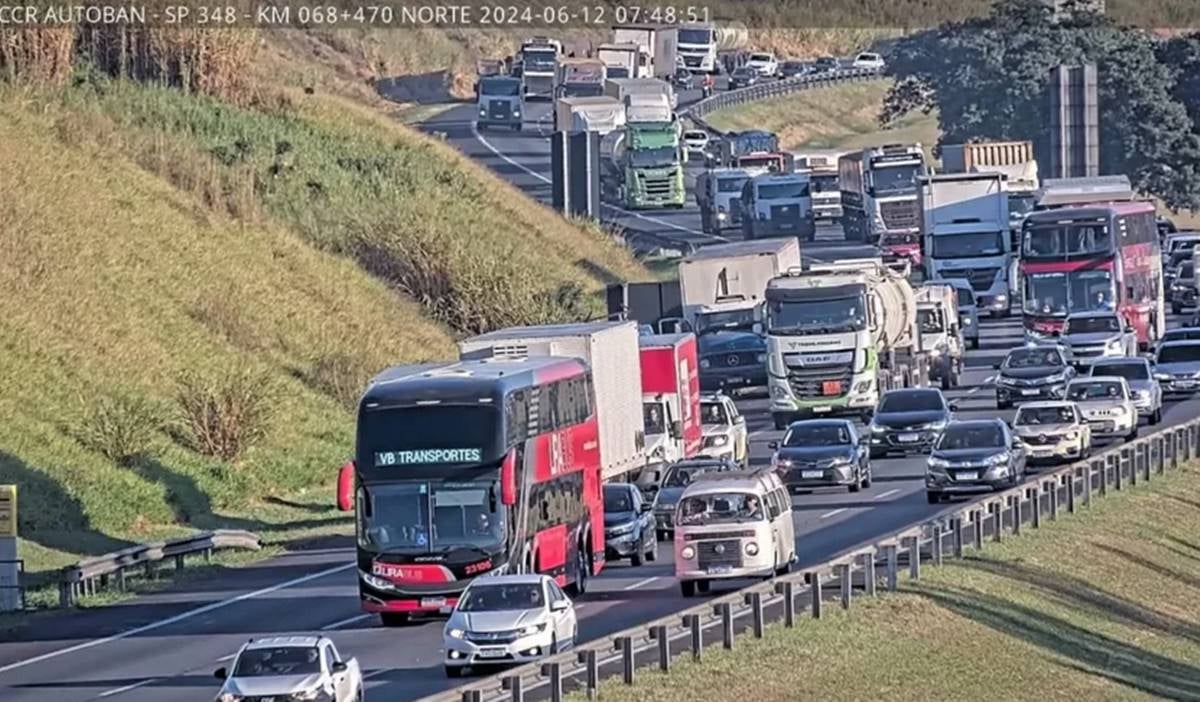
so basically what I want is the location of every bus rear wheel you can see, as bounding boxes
[569,545,590,597]
[380,613,411,627]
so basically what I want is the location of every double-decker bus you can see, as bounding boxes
[336,357,604,625]
[1020,200,1163,348]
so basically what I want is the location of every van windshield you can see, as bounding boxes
[677,491,765,525]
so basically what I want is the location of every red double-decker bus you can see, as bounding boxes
[336,356,604,625]
[1020,200,1163,348]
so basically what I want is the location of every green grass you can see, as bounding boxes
[574,464,1200,701]
[706,80,941,159]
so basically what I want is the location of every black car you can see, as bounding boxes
[993,346,1075,409]
[602,483,657,566]
[649,457,740,539]
[728,67,759,90]
[671,68,695,90]
[926,419,1027,503]
[867,388,957,459]
[769,419,871,493]
[813,56,839,72]
[779,60,807,78]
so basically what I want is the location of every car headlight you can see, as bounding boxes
[291,687,326,701]
[744,542,759,556]
[826,456,852,468]
[218,694,242,702]
[756,353,767,362]
[1155,372,1171,381]
[479,108,486,115]
[607,521,636,536]
[925,419,949,432]
[681,545,696,559]
[447,627,466,639]
[513,109,521,116]
[700,358,710,369]
[1064,431,1079,441]
[930,347,943,357]
[985,452,1010,466]
[1042,371,1068,384]
[961,317,972,327]
[928,457,950,471]
[706,435,729,447]
[519,622,548,636]
[870,423,886,434]
[1106,339,1124,351]
[773,456,793,469]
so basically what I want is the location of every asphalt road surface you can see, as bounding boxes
[3,90,1196,702]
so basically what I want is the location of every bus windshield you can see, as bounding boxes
[1023,222,1112,258]
[931,232,1005,259]
[357,479,505,553]
[1023,270,1115,316]
[768,297,867,335]
[677,491,765,525]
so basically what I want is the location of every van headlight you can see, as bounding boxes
[519,623,548,636]
[705,435,729,447]
[680,546,696,559]
[744,542,759,556]
[700,358,710,369]
[447,628,466,639]
[1106,338,1124,352]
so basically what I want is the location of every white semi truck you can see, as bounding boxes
[517,37,562,99]
[604,77,677,111]
[920,172,1012,317]
[555,95,625,135]
[839,145,929,267]
[765,258,928,428]
[458,321,649,482]
[611,24,679,79]
[596,43,642,79]
[915,282,964,390]
[676,23,718,73]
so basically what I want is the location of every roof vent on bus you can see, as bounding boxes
[423,367,475,378]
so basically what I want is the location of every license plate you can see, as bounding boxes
[706,565,733,575]
[420,597,446,608]
[1177,381,1196,388]
[476,648,507,659]
[899,433,920,442]
[956,471,979,481]
[1021,389,1040,396]
[812,406,833,413]
[822,380,843,395]
[726,376,743,384]
[801,470,824,479]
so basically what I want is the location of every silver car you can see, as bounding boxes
[1060,311,1137,366]
[213,636,362,702]
[1064,376,1138,441]
[1153,339,1200,395]
[1088,357,1162,425]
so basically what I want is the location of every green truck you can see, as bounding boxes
[599,94,686,209]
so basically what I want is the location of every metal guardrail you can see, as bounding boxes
[58,529,261,607]
[421,417,1200,702]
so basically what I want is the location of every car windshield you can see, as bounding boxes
[930,232,1005,259]
[1023,270,1115,316]
[1005,348,1064,368]
[1092,362,1148,381]
[768,296,867,335]
[733,68,754,78]
[953,286,976,308]
[1023,222,1112,257]
[234,647,322,677]
[1066,382,1125,401]
[1158,344,1200,364]
[857,53,879,61]
[459,583,544,612]
[357,480,504,553]
[757,182,809,199]
[870,164,921,194]
[784,424,850,446]
[695,308,756,333]
[936,425,1004,450]
[816,57,837,67]
[1016,406,1077,425]
[643,403,666,434]
[663,462,730,488]
[750,53,772,62]
[684,131,706,141]
[718,176,749,193]
[700,401,729,425]
[677,491,765,525]
[1162,329,1200,344]
[1180,263,1195,279]
[480,79,521,96]
[879,391,945,413]
[603,486,634,513]
[1066,315,1120,334]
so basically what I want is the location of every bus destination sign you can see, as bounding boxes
[375,448,483,466]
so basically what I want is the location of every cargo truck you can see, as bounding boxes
[606,280,685,334]
[711,130,794,172]
[458,321,650,483]
[475,75,524,130]
[517,37,562,99]
[765,258,928,428]
[677,23,720,73]
[473,58,505,98]
[596,43,641,79]
[556,58,606,98]
[696,167,755,234]
[638,333,702,487]
[612,24,678,79]
[920,172,1012,317]
[740,171,816,242]
[839,145,929,265]
[599,109,686,209]
[555,96,625,135]
[793,153,843,222]
[604,77,677,111]
[915,283,964,390]
[940,140,1039,254]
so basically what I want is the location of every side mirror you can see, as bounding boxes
[551,599,570,612]
[640,502,652,513]
[734,415,746,425]
[752,322,764,335]
[500,449,517,506]
[948,402,960,412]
[646,484,659,495]
[336,461,355,512]
[670,420,683,440]
[213,668,227,680]
[767,441,779,449]
[331,661,348,674]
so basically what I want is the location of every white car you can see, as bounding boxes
[745,52,779,78]
[698,392,748,464]
[851,52,885,70]
[213,636,362,702]
[1064,376,1138,441]
[1060,311,1138,366]
[443,574,578,677]
[682,129,710,154]
[1012,401,1092,465]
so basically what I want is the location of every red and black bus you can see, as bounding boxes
[1020,201,1164,348]
[337,356,604,625]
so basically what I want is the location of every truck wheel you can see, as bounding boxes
[970,337,980,350]
[773,414,790,430]
[513,123,522,132]
[1152,408,1163,425]
[1173,301,1183,315]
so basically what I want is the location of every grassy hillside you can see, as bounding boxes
[705,80,941,158]
[577,464,1200,701]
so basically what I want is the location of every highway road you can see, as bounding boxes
[3,89,1197,702]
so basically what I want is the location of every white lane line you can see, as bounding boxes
[622,576,660,591]
[321,613,374,631]
[873,488,901,501]
[819,508,848,519]
[965,374,999,396]
[96,678,159,698]
[0,562,356,675]
[471,124,727,243]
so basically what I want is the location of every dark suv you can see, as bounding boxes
[866,388,957,459]
[602,483,657,566]
[994,346,1075,409]
[926,419,1027,502]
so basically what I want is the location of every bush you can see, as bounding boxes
[73,392,163,466]
[175,364,278,462]
[306,351,372,411]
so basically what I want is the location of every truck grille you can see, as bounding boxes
[879,200,919,230]
[770,204,802,227]
[939,267,998,292]
[488,101,510,119]
[786,362,854,398]
[697,540,745,569]
[705,351,758,368]
[643,176,674,197]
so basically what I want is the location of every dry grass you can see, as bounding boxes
[576,464,1200,701]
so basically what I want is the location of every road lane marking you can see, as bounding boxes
[470,125,727,243]
[0,562,356,675]
[622,576,660,591]
[96,678,159,698]
[321,613,374,631]
[820,508,848,519]
[873,488,901,501]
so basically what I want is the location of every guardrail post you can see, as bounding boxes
[810,572,823,618]
[745,592,765,638]
[717,603,734,649]
[578,650,599,699]
[685,613,703,660]
[952,517,964,558]
[503,674,524,702]
[174,554,185,571]
[615,635,635,684]
[144,561,154,580]
[116,567,126,591]
[885,546,898,591]
[1144,443,1153,482]
[839,564,852,609]
[973,509,984,550]
[1067,471,1077,514]
[1116,450,1127,490]
[462,690,482,702]
[776,581,796,627]
[992,503,1003,542]
[1048,478,1059,521]
[1012,494,1022,535]
[541,662,563,702]
[931,524,943,566]
[862,550,877,596]
[907,536,920,580]
[1030,485,1041,529]
[58,580,72,608]
[650,625,670,671]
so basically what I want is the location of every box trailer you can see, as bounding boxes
[678,238,803,321]
[458,321,647,481]
[637,333,702,487]
[555,96,625,134]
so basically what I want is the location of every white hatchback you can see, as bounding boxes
[745,52,779,77]
[851,52,885,70]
